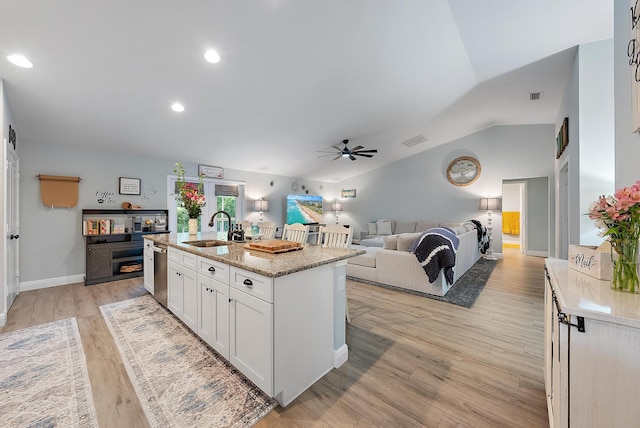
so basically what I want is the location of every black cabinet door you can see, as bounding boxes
[86,246,112,279]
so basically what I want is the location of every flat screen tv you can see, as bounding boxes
[286,194,323,225]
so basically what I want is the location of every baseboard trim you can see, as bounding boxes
[334,344,348,368]
[20,274,85,292]
[526,250,549,258]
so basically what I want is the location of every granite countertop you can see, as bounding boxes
[144,232,366,278]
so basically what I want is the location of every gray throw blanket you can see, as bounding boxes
[410,227,459,285]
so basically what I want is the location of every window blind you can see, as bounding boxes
[215,184,239,197]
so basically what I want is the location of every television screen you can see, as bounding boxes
[286,194,323,224]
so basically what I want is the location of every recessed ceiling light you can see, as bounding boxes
[7,54,33,68]
[204,49,221,64]
[171,103,185,112]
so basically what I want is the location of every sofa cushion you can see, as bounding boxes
[397,232,423,252]
[415,222,439,232]
[368,222,377,235]
[348,247,380,268]
[452,225,468,235]
[383,235,398,250]
[395,222,416,234]
[377,220,393,235]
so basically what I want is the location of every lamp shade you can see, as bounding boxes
[331,202,342,211]
[254,199,269,212]
[479,197,501,211]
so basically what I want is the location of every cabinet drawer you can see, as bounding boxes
[230,267,273,303]
[168,247,197,269]
[197,257,230,284]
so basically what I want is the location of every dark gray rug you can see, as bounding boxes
[348,258,498,308]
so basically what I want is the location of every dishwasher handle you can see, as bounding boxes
[152,245,167,254]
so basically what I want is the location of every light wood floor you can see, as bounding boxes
[1,248,548,427]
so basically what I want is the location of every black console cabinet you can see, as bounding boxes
[83,209,168,285]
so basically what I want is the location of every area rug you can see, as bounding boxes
[100,295,277,428]
[0,318,98,427]
[349,258,498,308]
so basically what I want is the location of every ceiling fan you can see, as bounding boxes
[317,139,378,161]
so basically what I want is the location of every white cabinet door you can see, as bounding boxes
[198,275,230,359]
[143,249,154,294]
[181,266,198,332]
[167,260,183,316]
[230,287,273,395]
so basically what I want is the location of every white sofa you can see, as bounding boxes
[359,220,460,247]
[347,223,481,297]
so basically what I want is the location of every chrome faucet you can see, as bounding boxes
[208,211,233,241]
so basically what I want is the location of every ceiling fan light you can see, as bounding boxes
[341,153,349,158]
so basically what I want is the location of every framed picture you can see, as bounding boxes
[341,188,356,198]
[198,164,224,179]
[556,117,569,159]
[119,177,141,195]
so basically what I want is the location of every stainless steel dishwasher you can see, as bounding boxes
[152,243,168,307]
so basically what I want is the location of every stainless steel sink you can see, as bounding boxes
[182,240,229,248]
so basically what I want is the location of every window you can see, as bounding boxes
[167,175,245,235]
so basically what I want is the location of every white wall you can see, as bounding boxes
[336,124,555,254]
[18,140,335,287]
[555,40,614,251]
[615,0,640,186]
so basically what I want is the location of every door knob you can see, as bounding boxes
[9,234,19,240]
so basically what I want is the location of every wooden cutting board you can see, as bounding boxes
[245,240,303,253]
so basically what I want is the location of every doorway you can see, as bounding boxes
[5,148,19,314]
[502,176,549,257]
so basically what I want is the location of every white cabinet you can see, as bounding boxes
[229,267,274,395]
[544,259,640,428]
[143,239,154,294]
[167,248,198,332]
[197,257,230,359]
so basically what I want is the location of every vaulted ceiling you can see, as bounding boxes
[0,1,612,182]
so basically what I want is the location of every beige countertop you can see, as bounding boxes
[546,258,640,328]
[144,232,365,278]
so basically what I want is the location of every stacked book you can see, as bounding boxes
[83,219,112,235]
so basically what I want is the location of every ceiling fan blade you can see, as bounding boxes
[353,153,374,158]
[317,153,339,158]
[350,145,364,151]
[349,154,357,161]
[332,145,344,151]
[352,149,378,154]
[333,154,342,161]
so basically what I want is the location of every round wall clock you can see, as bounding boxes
[446,156,481,186]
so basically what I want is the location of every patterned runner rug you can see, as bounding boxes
[0,318,98,427]
[100,295,277,428]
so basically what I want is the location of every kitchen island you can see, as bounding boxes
[143,232,364,406]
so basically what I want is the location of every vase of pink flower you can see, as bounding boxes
[588,181,640,293]
[174,163,206,234]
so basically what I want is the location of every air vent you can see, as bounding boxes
[401,135,427,147]
[530,92,543,101]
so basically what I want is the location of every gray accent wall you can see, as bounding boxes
[336,124,555,254]
[18,141,334,286]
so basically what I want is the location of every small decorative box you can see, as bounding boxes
[568,244,613,280]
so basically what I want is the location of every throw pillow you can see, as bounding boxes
[383,235,398,250]
[368,223,377,236]
[377,220,393,235]
[397,232,423,252]
[453,225,467,235]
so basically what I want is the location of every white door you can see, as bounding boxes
[6,149,19,311]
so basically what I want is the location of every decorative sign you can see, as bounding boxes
[629,0,640,133]
[341,188,356,198]
[568,244,612,280]
[119,177,141,195]
[198,164,224,179]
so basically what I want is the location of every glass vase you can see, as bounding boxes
[188,218,198,235]
[611,239,640,293]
